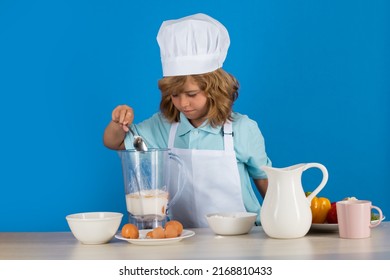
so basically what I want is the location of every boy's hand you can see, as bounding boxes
[112,105,134,132]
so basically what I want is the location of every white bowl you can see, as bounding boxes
[205,212,257,235]
[66,212,123,244]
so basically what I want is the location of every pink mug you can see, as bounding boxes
[336,200,383,239]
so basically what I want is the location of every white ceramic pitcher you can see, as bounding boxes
[260,163,328,239]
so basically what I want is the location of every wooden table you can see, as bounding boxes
[1,222,389,260]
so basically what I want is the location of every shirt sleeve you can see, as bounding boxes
[233,113,272,179]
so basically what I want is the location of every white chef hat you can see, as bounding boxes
[157,13,230,77]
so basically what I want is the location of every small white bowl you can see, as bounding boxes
[205,212,257,235]
[66,212,123,244]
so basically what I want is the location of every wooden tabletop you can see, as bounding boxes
[1,222,389,260]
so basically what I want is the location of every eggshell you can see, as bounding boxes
[121,223,139,239]
[164,224,179,238]
[164,220,183,235]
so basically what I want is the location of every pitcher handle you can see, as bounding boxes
[167,152,187,208]
[305,163,329,202]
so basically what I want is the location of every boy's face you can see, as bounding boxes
[170,76,208,128]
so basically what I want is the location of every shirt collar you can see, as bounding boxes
[176,112,222,136]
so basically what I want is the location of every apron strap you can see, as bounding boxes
[168,121,234,152]
[223,121,234,152]
[168,123,179,148]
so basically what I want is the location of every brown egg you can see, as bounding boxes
[121,223,139,239]
[146,231,153,238]
[165,220,183,236]
[149,226,165,239]
[164,224,179,238]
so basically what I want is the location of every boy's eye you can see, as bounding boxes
[171,90,202,98]
[187,90,202,97]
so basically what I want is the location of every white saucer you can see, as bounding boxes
[310,216,385,232]
[115,229,195,246]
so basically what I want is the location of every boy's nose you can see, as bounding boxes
[179,95,190,107]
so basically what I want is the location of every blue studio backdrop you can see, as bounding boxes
[0,0,389,231]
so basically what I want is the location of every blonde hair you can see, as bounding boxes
[158,68,239,127]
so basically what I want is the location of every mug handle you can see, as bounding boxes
[305,163,329,202]
[370,205,383,228]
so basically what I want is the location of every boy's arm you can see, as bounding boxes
[253,178,268,199]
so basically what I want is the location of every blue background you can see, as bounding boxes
[1,0,389,231]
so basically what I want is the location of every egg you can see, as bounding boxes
[144,220,184,239]
[146,231,153,238]
[164,220,183,236]
[164,224,179,238]
[147,226,165,239]
[121,223,139,239]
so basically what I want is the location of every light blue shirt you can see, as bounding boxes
[124,112,272,223]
